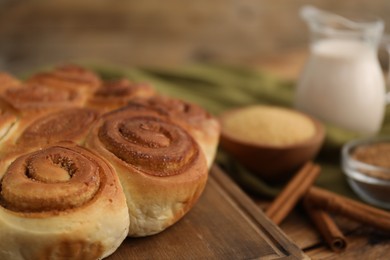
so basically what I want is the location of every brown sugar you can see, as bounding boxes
[352,142,390,180]
[221,105,316,147]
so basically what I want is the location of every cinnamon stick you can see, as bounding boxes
[265,161,321,225]
[303,200,347,252]
[305,186,390,233]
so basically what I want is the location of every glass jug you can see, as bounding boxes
[295,6,386,135]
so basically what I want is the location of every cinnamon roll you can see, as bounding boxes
[27,64,101,96]
[0,108,100,178]
[0,143,129,260]
[1,83,85,115]
[85,105,208,236]
[129,96,221,168]
[16,107,99,147]
[87,79,155,112]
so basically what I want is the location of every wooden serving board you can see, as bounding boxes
[108,165,307,259]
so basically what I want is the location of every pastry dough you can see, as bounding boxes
[0,65,220,258]
[0,72,21,93]
[0,98,18,145]
[16,107,99,147]
[0,108,100,176]
[27,64,101,96]
[85,104,208,236]
[128,96,221,168]
[87,79,155,112]
[1,83,86,116]
[0,142,129,260]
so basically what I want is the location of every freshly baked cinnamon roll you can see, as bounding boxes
[129,96,221,168]
[0,108,100,177]
[16,107,99,147]
[87,79,155,112]
[27,64,101,95]
[1,83,85,115]
[0,143,129,260]
[0,65,217,257]
[85,105,208,236]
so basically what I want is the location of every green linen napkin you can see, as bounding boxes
[92,64,389,200]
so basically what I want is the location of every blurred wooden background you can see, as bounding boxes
[1,1,390,259]
[0,0,389,74]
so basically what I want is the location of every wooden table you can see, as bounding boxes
[0,2,389,258]
[256,50,390,260]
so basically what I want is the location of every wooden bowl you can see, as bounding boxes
[219,105,325,183]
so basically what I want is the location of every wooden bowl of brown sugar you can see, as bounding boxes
[219,105,325,183]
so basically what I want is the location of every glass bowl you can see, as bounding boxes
[342,137,390,209]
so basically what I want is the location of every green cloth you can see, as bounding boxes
[92,64,389,200]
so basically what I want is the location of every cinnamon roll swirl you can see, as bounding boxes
[87,79,155,112]
[27,64,101,95]
[129,96,221,168]
[0,108,100,178]
[1,83,85,115]
[86,105,208,236]
[17,107,99,147]
[0,143,129,260]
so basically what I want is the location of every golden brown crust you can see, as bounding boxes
[0,142,129,259]
[16,107,99,147]
[0,66,217,257]
[87,79,156,112]
[129,96,221,168]
[27,64,101,94]
[1,146,101,213]
[97,113,198,176]
[0,98,18,144]
[1,83,85,115]
[86,105,208,236]
[0,108,100,181]
[0,72,21,93]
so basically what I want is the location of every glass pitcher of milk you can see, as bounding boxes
[295,6,386,135]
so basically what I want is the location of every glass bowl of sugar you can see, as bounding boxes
[342,137,390,209]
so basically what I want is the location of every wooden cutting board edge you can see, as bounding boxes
[211,164,309,260]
